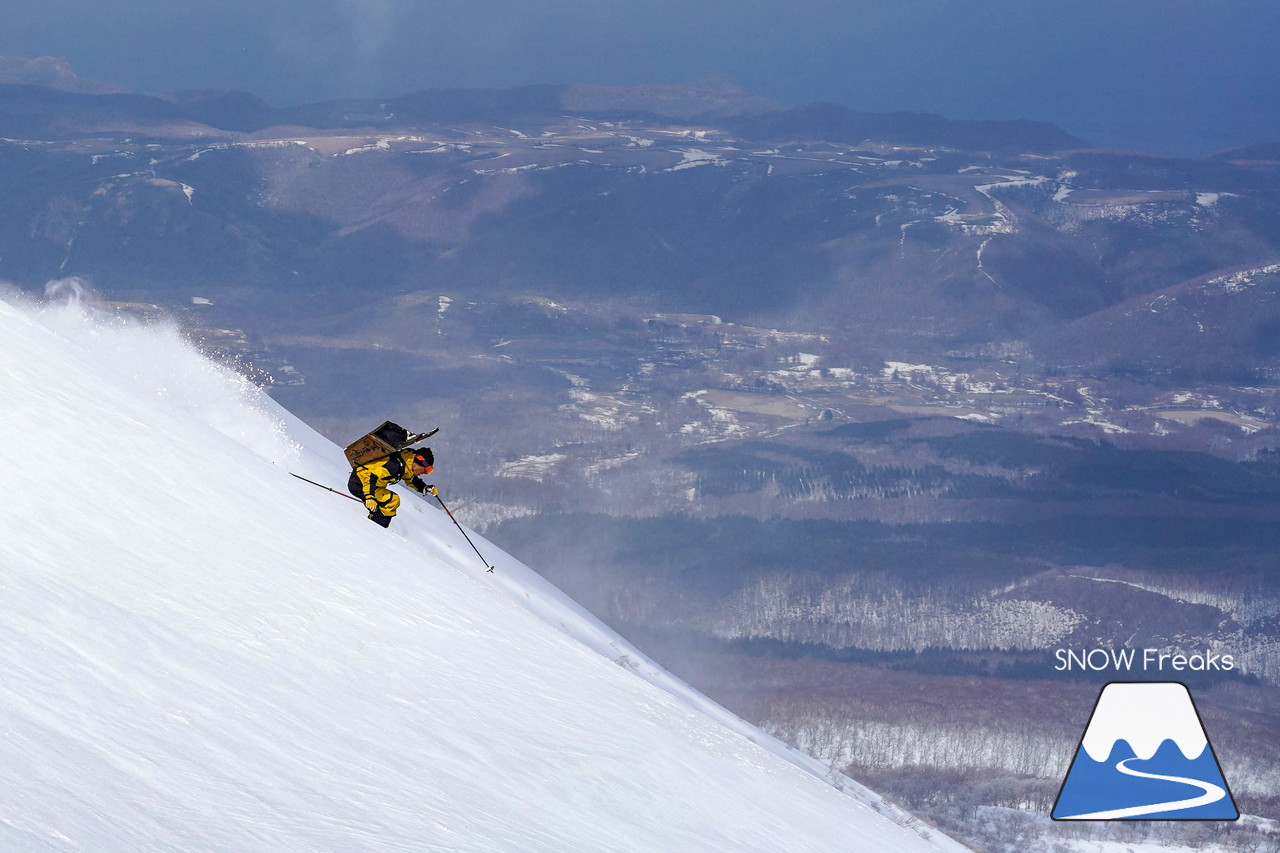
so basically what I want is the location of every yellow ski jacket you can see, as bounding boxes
[350,449,429,518]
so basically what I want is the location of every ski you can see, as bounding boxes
[400,427,439,448]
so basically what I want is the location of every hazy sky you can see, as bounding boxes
[4,0,1279,156]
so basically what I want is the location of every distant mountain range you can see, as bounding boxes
[0,54,121,94]
[0,61,1081,155]
[3,64,1278,381]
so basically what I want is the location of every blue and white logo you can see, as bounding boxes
[1052,682,1238,821]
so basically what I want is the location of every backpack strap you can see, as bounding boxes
[383,450,406,481]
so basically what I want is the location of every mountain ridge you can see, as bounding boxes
[0,54,1083,156]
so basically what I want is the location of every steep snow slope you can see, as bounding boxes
[0,292,968,852]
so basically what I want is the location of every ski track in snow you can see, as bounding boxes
[0,292,969,853]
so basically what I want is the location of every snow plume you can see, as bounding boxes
[0,290,968,851]
[41,275,96,310]
[28,277,300,466]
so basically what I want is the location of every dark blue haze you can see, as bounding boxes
[2,0,1279,156]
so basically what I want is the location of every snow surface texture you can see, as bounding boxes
[0,292,969,852]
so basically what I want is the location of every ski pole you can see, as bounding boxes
[291,473,493,571]
[432,490,495,573]
[290,472,362,503]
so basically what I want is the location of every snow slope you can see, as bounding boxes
[0,291,969,852]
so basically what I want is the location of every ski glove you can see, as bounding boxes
[364,497,379,512]
[408,476,438,497]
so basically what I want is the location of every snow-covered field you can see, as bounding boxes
[0,291,969,851]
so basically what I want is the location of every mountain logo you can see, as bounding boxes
[1052,681,1238,821]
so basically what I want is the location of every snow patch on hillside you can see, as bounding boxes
[1203,262,1280,294]
[667,148,729,171]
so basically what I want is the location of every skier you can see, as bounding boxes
[347,446,437,528]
